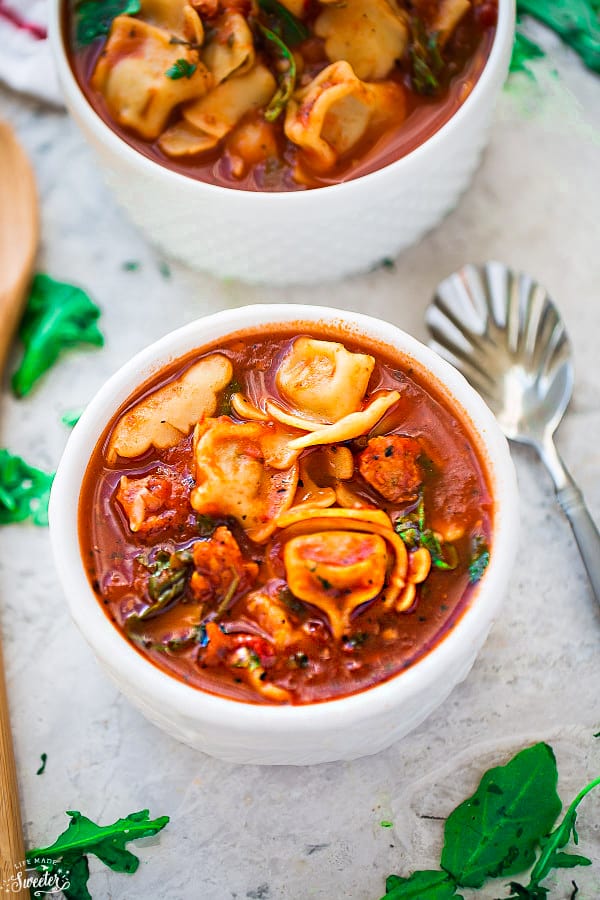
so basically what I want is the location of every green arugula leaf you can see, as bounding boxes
[441,743,562,888]
[12,274,103,397]
[61,409,83,428]
[75,0,141,46]
[218,378,242,416]
[27,810,169,900]
[165,58,197,79]
[382,870,462,899]
[256,23,297,121]
[0,448,54,526]
[518,775,600,893]
[258,0,309,46]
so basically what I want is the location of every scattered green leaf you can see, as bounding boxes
[0,448,54,526]
[516,0,600,74]
[74,0,141,46]
[380,820,394,829]
[165,58,197,79]
[158,260,171,279]
[122,260,140,272]
[510,30,546,77]
[383,743,600,900]
[382,870,461,899]
[441,743,561,887]
[12,273,103,398]
[258,0,309,46]
[36,753,48,775]
[27,809,169,900]
[62,409,83,428]
[255,23,296,121]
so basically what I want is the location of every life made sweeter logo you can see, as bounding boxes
[1,857,70,895]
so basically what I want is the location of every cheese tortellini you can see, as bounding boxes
[91,17,212,140]
[106,354,232,463]
[284,62,405,173]
[314,0,408,80]
[275,336,375,423]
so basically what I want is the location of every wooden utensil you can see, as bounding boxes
[0,120,38,897]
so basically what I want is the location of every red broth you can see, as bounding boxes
[79,326,493,705]
[63,0,497,191]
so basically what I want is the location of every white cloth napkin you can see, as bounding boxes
[0,0,64,106]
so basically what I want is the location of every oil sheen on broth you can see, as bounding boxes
[79,326,493,705]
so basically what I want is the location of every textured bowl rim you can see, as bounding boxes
[49,304,519,735]
[48,0,516,200]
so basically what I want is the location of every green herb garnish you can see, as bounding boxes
[381,743,600,899]
[165,58,197,80]
[256,23,297,121]
[258,0,309,46]
[36,753,48,775]
[12,274,103,397]
[468,536,490,584]
[27,809,169,900]
[395,497,458,571]
[410,18,444,95]
[0,449,54,526]
[74,0,141,46]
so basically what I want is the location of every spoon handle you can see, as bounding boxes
[540,439,600,605]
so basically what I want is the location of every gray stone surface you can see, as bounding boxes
[1,22,599,900]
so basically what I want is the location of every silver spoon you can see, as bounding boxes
[426,260,600,604]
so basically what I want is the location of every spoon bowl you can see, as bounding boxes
[426,261,600,606]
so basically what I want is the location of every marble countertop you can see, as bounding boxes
[1,20,600,900]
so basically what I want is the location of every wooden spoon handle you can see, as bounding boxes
[0,121,38,373]
[0,122,38,897]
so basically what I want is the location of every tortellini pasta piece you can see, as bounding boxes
[275,336,375,423]
[182,65,277,139]
[285,531,388,638]
[314,0,408,80]
[190,418,299,542]
[284,62,405,173]
[433,0,471,46]
[91,17,212,140]
[158,121,220,157]
[202,10,255,85]
[106,354,233,463]
[140,0,203,41]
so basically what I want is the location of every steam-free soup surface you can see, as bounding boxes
[80,327,493,704]
[65,0,497,190]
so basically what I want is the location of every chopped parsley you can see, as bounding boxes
[165,58,197,80]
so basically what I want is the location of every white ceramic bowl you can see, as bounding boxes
[49,2,515,285]
[49,305,519,764]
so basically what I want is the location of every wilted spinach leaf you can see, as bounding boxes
[382,870,462,899]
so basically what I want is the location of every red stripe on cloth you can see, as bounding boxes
[0,2,47,39]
